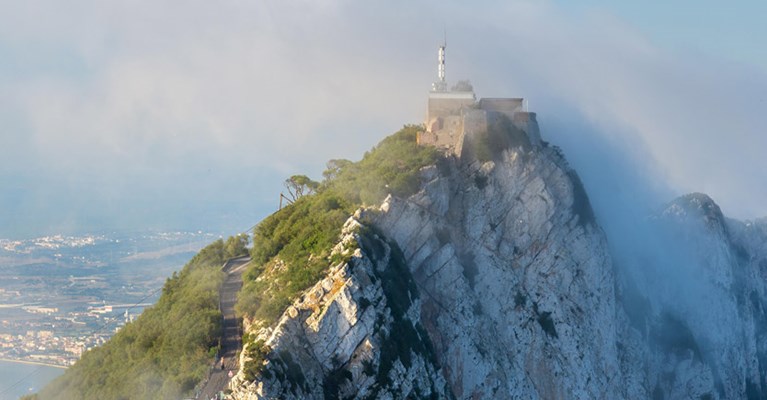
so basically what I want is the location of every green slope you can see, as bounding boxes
[30,236,247,400]
[30,125,437,398]
[235,125,439,326]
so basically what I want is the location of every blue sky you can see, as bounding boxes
[0,1,765,237]
[560,1,767,69]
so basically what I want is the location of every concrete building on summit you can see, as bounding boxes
[418,42,541,156]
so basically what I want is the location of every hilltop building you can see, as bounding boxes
[418,42,541,156]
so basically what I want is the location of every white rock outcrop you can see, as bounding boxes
[615,193,767,399]
[375,143,621,399]
[230,126,767,399]
[229,217,448,399]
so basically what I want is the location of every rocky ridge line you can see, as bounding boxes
[229,215,448,399]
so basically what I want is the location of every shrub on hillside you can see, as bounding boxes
[33,237,245,400]
[236,125,439,324]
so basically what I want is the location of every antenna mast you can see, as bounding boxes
[438,44,446,85]
[432,32,448,92]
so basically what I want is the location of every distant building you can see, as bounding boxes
[88,305,112,314]
[37,330,53,339]
[418,42,541,156]
[23,305,59,314]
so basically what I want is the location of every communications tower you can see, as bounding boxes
[432,40,448,92]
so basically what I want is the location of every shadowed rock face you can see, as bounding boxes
[374,141,620,399]
[229,122,767,399]
[616,195,767,400]
[228,216,449,400]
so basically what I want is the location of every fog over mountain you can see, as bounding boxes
[1,1,765,238]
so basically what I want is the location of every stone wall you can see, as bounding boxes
[478,98,523,119]
[427,96,476,122]
[511,112,541,145]
[420,95,541,156]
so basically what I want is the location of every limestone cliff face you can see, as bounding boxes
[230,118,623,399]
[374,143,621,399]
[229,216,448,399]
[617,193,767,399]
[229,121,767,399]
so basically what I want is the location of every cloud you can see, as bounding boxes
[413,2,767,220]
[0,0,765,236]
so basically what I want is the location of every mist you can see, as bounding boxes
[1,1,765,240]
[3,2,766,397]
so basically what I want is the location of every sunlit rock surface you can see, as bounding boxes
[230,125,767,399]
[229,216,448,399]
[374,143,621,399]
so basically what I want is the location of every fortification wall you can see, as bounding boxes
[448,109,487,158]
[512,112,541,144]
[420,95,541,156]
[427,96,476,123]
[462,109,488,136]
[478,98,523,119]
[419,114,465,155]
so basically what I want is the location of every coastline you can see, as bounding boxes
[0,357,67,369]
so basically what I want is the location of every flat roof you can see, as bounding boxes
[479,97,524,102]
[428,91,476,100]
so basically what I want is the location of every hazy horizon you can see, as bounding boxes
[2,1,766,237]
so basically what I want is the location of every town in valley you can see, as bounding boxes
[0,230,217,367]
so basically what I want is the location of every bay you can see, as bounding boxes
[0,360,64,400]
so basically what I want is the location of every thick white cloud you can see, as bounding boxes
[1,0,764,235]
[432,2,767,218]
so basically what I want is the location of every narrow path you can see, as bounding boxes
[197,256,249,400]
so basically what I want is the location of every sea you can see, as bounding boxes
[0,230,216,399]
[0,360,64,400]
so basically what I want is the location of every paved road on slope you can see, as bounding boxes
[197,256,249,400]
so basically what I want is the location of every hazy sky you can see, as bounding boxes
[1,1,765,237]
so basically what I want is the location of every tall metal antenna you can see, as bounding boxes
[431,30,448,92]
[441,29,447,82]
[438,43,446,84]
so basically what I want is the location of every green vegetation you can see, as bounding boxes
[33,237,247,400]
[242,338,271,381]
[358,229,438,385]
[283,174,320,202]
[328,125,440,205]
[28,125,441,396]
[236,125,440,325]
[277,350,308,390]
[353,228,440,399]
[236,189,353,322]
[223,233,250,259]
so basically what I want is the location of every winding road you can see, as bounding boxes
[197,256,249,400]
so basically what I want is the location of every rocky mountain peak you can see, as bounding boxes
[660,192,727,233]
[228,120,767,399]
[229,118,622,399]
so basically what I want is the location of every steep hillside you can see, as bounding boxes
[29,121,767,399]
[230,117,624,398]
[616,193,767,399]
[229,121,767,399]
[30,236,248,400]
[372,142,618,398]
[234,125,439,327]
[231,216,449,398]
